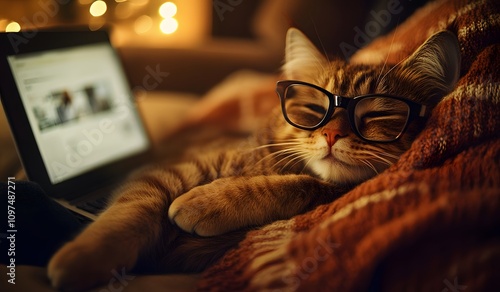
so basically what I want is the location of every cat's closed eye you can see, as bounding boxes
[355,97,409,140]
[303,103,325,114]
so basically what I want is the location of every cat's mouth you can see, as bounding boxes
[322,152,350,166]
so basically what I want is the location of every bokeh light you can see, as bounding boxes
[130,0,149,6]
[0,19,8,31]
[115,2,133,19]
[90,0,107,17]
[159,2,177,18]
[5,21,21,32]
[89,17,105,30]
[160,18,178,34]
[134,15,153,34]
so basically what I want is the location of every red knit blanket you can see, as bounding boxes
[198,0,500,290]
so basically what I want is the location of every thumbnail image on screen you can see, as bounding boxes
[34,82,113,131]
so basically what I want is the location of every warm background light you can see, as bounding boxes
[89,17,105,31]
[134,15,152,34]
[159,2,177,18]
[114,0,210,47]
[160,18,178,34]
[5,21,20,32]
[0,0,211,46]
[130,0,149,6]
[115,2,133,19]
[90,0,107,17]
[0,19,9,31]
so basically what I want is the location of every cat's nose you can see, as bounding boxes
[322,128,346,147]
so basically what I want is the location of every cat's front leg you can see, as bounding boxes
[47,213,140,291]
[169,174,338,236]
[47,161,222,291]
[47,194,168,292]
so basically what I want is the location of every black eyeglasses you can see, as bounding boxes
[276,80,428,143]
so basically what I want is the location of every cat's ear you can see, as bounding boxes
[400,31,461,100]
[283,28,328,81]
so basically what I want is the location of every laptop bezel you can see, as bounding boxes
[0,29,153,200]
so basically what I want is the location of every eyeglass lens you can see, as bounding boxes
[354,97,410,141]
[283,84,330,128]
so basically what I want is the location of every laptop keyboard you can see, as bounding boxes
[75,196,110,215]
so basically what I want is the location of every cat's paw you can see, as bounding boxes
[48,238,137,292]
[169,187,232,237]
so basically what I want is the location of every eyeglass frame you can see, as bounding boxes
[275,80,428,143]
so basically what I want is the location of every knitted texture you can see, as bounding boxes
[198,0,500,290]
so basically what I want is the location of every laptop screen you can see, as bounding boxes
[6,42,149,184]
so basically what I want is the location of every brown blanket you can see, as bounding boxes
[198,0,500,290]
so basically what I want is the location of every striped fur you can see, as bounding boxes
[47,29,460,291]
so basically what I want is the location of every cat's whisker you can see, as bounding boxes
[374,151,400,160]
[256,152,285,166]
[354,146,400,166]
[259,147,306,170]
[360,159,379,175]
[265,147,305,159]
[280,153,311,172]
[270,138,309,144]
[271,137,307,141]
[254,146,300,156]
[311,21,331,65]
[255,142,303,149]
[273,154,301,171]
[360,146,402,160]
[365,152,395,166]
[276,149,308,162]
[300,154,317,174]
[379,57,406,85]
[376,24,399,88]
[268,148,309,169]
[255,138,308,149]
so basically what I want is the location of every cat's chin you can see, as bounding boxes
[309,157,374,184]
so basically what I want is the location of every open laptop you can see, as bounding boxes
[0,30,153,220]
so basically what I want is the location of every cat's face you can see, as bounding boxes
[271,28,460,184]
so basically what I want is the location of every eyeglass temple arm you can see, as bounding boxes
[418,105,427,117]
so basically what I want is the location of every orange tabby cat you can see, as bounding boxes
[48,28,460,291]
